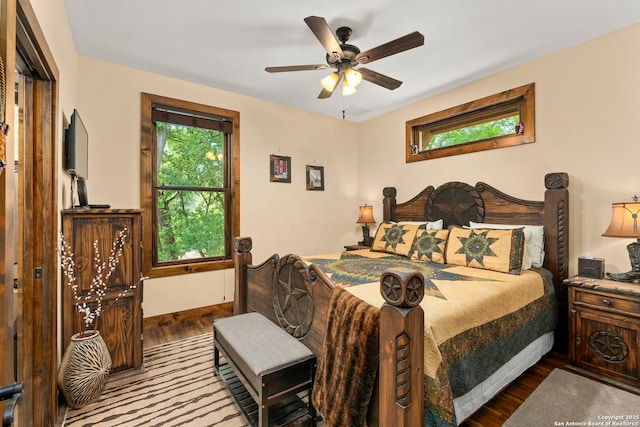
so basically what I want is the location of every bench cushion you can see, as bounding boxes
[214,312,314,376]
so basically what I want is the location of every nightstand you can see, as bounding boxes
[566,276,640,394]
[344,244,370,251]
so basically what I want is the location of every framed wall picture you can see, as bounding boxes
[306,165,324,191]
[270,154,291,183]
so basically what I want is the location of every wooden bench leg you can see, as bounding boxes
[213,337,220,376]
[260,384,268,427]
[309,398,317,427]
[309,361,317,426]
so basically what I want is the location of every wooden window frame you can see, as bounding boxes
[140,93,240,278]
[406,83,535,162]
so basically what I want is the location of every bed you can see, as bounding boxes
[233,172,569,426]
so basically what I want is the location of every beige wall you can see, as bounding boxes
[358,23,640,278]
[75,57,359,316]
[30,0,640,318]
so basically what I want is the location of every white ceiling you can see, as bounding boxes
[63,0,640,123]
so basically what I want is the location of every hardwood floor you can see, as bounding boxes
[144,314,219,348]
[143,315,569,426]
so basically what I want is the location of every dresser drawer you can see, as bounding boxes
[573,289,640,315]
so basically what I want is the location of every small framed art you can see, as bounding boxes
[270,154,291,183]
[306,165,324,191]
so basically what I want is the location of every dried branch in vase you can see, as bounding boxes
[60,227,148,336]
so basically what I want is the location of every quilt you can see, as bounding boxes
[304,249,558,426]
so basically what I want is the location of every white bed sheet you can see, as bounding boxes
[454,331,554,423]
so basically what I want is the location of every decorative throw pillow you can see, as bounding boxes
[469,222,545,268]
[409,229,450,264]
[371,223,420,257]
[445,226,525,275]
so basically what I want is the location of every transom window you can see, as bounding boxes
[406,83,535,162]
[140,93,240,278]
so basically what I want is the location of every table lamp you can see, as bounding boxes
[356,204,376,246]
[601,196,640,282]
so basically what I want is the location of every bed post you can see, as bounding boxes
[543,172,570,352]
[233,237,253,315]
[378,267,425,427]
[383,187,397,221]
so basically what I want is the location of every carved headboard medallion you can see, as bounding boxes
[426,181,485,227]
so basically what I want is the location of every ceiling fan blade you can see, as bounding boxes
[359,68,403,90]
[304,16,344,60]
[318,88,334,99]
[318,73,343,99]
[356,31,425,64]
[265,64,329,73]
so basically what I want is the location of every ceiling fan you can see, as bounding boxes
[265,16,425,99]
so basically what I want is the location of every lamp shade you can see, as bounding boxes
[602,202,640,238]
[356,204,376,224]
[342,80,357,96]
[345,68,362,87]
[321,73,339,92]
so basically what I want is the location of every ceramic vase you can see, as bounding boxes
[57,330,112,409]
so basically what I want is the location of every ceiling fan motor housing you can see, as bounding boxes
[326,43,360,67]
[326,26,361,67]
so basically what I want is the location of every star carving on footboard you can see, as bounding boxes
[272,255,316,338]
[381,268,424,307]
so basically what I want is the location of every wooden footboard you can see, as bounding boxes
[233,237,426,426]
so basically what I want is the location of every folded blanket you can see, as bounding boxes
[312,287,380,427]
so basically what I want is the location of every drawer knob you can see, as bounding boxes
[601,299,611,306]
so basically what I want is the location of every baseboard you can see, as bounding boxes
[143,302,233,331]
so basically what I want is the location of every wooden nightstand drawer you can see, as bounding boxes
[574,290,640,315]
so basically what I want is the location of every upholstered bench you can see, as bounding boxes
[213,312,317,427]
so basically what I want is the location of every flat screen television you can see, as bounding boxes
[64,109,88,180]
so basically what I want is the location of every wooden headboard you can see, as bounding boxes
[382,172,570,351]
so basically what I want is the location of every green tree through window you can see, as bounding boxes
[141,93,240,278]
[425,115,520,150]
[156,123,226,261]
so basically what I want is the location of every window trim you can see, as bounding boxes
[406,83,535,162]
[140,93,240,278]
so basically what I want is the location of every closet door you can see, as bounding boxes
[1,1,59,425]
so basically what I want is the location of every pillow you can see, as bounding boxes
[469,222,545,268]
[398,219,444,230]
[409,229,450,264]
[445,226,526,275]
[371,223,420,256]
[466,224,533,270]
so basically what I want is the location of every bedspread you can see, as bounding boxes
[304,249,558,426]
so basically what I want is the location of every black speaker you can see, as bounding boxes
[77,178,88,207]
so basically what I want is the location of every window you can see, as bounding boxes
[406,83,534,162]
[140,93,240,278]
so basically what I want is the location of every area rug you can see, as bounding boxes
[504,368,640,426]
[64,333,248,427]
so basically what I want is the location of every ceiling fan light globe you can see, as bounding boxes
[342,80,357,96]
[345,68,362,87]
[321,73,339,92]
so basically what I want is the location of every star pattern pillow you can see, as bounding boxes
[371,223,419,257]
[409,229,449,264]
[445,226,525,274]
